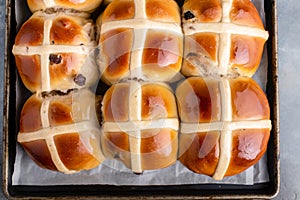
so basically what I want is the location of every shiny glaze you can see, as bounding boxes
[103,84,130,122]
[102,0,135,23]
[183,0,222,22]
[57,0,92,6]
[145,0,180,23]
[50,17,85,45]
[141,129,178,170]
[15,15,95,92]
[179,132,220,176]
[22,140,57,171]
[100,28,133,82]
[19,91,103,172]
[230,77,270,121]
[176,77,221,123]
[49,53,85,85]
[182,0,267,78]
[19,96,42,133]
[15,55,41,92]
[225,129,270,176]
[28,0,102,12]
[102,82,179,171]
[182,33,219,77]
[230,35,265,75]
[142,30,182,77]
[102,132,131,169]
[54,133,100,171]
[230,0,264,29]
[141,84,177,120]
[186,33,219,62]
[177,77,271,178]
[15,17,44,45]
[49,101,74,126]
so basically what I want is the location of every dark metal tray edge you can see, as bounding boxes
[2,0,280,199]
[3,0,13,198]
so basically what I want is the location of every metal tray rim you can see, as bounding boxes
[2,0,280,199]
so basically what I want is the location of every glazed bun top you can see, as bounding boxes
[176,77,271,180]
[182,0,264,28]
[176,77,270,124]
[182,0,269,77]
[13,10,99,93]
[101,0,180,24]
[27,0,103,13]
[14,10,93,46]
[101,81,179,173]
[97,0,183,85]
[102,81,178,128]
[18,89,104,174]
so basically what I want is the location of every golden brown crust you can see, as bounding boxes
[182,33,219,77]
[141,84,177,120]
[140,129,178,170]
[102,83,130,122]
[27,0,103,13]
[15,55,41,93]
[15,17,44,46]
[48,53,87,89]
[229,77,270,121]
[177,77,271,179]
[230,35,266,76]
[186,33,219,62]
[182,0,267,77]
[179,132,220,176]
[99,28,133,85]
[22,140,58,171]
[225,129,270,176]
[101,132,131,168]
[20,96,43,133]
[182,0,222,23]
[18,90,104,173]
[142,30,182,81]
[101,0,135,23]
[98,0,183,85]
[102,82,178,172]
[50,17,87,45]
[13,12,98,92]
[54,133,100,171]
[48,100,73,125]
[145,0,180,23]
[230,0,264,29]
[176,77,221,123]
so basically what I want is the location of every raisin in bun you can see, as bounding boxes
[17,89,104,173]
[101,81,178,173]
[176,77,271,180]
[97,0,183,85]
[27,0,103,13]
[182,0,268,77]
[13,10,98,93]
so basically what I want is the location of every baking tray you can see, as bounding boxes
[3,0,279,199]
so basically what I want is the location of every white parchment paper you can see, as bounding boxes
[12,0,270,186]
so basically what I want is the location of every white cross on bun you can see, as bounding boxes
[182,0,268,77]
[101,81,179,173]
[17,89,104,174]
[176,77,271,180]
[97,0,183,85]
[13,10,99,93]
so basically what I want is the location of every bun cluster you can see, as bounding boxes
[13,0,271,180]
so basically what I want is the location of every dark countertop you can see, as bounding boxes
[0,0,297,199]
